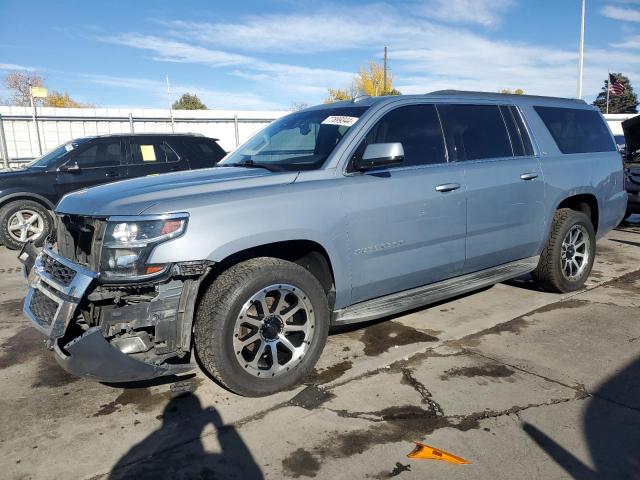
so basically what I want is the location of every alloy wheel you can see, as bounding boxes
[232,284,315,378]
[7,209,44,243]
[560,224,590,281]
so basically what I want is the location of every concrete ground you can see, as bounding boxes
[1,218,640,480]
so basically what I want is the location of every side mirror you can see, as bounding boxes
[59,161,81,173]
[354,143,404,171]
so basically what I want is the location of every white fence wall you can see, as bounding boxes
[0,106,289,166]
[604,113,636,136]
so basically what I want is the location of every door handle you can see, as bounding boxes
[435,183,461,192]
[520,172,538,181]
[105,171,120,178]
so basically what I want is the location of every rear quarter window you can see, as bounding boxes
[181,138,226,168]
[534,106,615,154]
[438,104,513,161]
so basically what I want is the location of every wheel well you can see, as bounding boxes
[0,195,53,213]
[557,194,599,232]
[202,240,336,306]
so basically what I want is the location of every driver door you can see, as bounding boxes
[340,104,467,304]
[55,138,127,198]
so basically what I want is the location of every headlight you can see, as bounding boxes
[99,214,188,281]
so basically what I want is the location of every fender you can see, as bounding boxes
[538,187,599,253]
[0,191,56,210]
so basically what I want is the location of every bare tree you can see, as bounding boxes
[4,71,45,106]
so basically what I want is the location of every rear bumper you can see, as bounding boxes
[20,243,193,383]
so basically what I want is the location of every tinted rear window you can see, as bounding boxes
[438,104,512,160]
[534,106,615,154]
[181,138,226,168]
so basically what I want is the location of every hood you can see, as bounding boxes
[56,167,298,216]
[0,167,33,178]
[622,116,640,158]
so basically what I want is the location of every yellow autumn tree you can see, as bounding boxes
[325,61,401,103]
[499,88,525,95]
[43,91,91,108]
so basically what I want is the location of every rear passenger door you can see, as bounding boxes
[55,138,127,197]
[126,136,189,178]
[341,103,467,304]
[438,104,545,273]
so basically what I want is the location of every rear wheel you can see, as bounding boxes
[533,208,596,293]
[194,257,330,397]
[0,200,52,250]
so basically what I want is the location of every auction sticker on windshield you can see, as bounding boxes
[322,116,359,127]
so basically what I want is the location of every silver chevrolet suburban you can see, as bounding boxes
[21,91,626,396]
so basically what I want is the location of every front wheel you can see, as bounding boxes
[194,257,330,397]
[533,208,596,293]
[0,200,53,250]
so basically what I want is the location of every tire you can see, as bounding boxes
[0,200,53,250]
[194,257,330,397]
[532,208,596,293]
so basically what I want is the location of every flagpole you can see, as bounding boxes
[606,73,610,114]
[576,0,586,99]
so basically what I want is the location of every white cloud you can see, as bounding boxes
[100,34,353,98]
[617,35,640,48]
[80,73,286,110]
[0,63,38,71]
[421,0,516,27]
[601,5,640,22]
[106,35,254,66]
[92,2,640,106]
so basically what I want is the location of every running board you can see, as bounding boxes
[332,256,539,325]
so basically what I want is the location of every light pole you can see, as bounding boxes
[576,0,586,99]
[166,75,175,133]
[29,83,43,156]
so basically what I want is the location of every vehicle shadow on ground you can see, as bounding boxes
[523,355,640,479]
[108,393,264,480]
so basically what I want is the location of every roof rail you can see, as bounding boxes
[426,89,586,104]
[352,94,371,103]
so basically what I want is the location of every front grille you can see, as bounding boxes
[55,215,105,269]
[42,254,76,286]
[29,289,59,327]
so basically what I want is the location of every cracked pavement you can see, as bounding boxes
[1,218,640,479]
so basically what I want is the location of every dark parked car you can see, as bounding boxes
[0,133,226,249]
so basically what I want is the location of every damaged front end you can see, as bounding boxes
[20,213,208,383]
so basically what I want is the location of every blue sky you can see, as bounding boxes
[0,0,639,110]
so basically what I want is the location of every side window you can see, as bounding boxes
[129,139,179,165]
[72,140,123,168]
[353,104,446,168]
[438,104,513,161]
[534,106,616,154]
[183,139,226,168]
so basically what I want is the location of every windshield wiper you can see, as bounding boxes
[218,159,278,172]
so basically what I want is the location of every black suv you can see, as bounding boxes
[0,133,226,249]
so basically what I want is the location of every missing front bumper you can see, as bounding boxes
[20,243,196,383]
[54,327,192,382]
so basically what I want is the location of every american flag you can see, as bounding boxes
[608,74,626,96]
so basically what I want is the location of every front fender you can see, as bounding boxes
[0,190,56,210]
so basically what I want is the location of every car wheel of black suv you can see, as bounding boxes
[533,208,596,293]
[0,200,53,250]
[194,257,330,397]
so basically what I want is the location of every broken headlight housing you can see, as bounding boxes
[99,213,188,281]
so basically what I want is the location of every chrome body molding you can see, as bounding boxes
[332,256,540,325]
[23,243,98,345]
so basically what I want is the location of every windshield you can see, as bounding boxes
[27,138,89,169]
[219,106,369,171]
